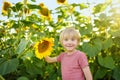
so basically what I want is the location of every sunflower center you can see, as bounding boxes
[40,7,49,17]
[38,40,49,53]
[57,0,66,3]
[4,2,11,11]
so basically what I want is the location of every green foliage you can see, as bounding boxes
[17,76,29,80]
[92,3,108,14]
[0,75,5,80]
[79,3,89,9]
[98,56,115,69]
[113,67,120,80]
[0,0,120,80]
[16,38,29,55]
[0,58,19,75]
[94,67,107,80]
[82,42,102,57]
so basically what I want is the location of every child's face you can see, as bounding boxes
[61,37,78,52]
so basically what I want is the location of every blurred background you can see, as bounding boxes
[0,0,120,80]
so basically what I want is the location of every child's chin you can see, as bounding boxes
[67,49,74,51]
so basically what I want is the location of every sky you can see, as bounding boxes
[0,0,105,20]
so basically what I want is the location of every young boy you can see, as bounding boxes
[45,27,92,80]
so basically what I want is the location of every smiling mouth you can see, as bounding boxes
[66,46,73,47]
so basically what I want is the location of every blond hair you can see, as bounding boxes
[59,27,80,43]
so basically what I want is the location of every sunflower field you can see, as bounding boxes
[0,0,120,80]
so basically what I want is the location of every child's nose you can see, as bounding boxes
[67,40,72,43]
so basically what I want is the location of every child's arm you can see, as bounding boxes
[83,66,93,80]
[45,56,57,63]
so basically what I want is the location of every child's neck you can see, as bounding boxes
[66,49,77,55]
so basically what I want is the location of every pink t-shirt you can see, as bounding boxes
[57,50,88,80]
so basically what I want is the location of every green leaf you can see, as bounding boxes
[82,38,102,57]
[82,43,100,57]
[12,2,23,12]
[109,29,120,37]
[0,58,19,75]
[94,38,102,51]
[102,38,113,49]
[113,67,120,80]
[17,76,29,80]
[21,50,34,60]
[0,58,6,64]
[92,3,107,14]
[71,3,79,7]
[94,68,107,80]
[79,3,89,9]
[16,38,29,54]
[79,24,92,35]
[99,13,107,20]
[25,58,44,75]
[21,20,33,26]
[98,56,115,69]
[27,4,41,9]
[31,0,36,2]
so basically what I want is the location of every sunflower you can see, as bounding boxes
[40,7,50,17]
[38,3,52,21]
[34,38,54,59]
[2,1,12,15]
[57,0,67,4]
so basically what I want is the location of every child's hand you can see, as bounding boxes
[44,56,50,62]
[44,56,57,63]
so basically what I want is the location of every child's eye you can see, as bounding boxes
[71,38,75,41]
[64,38,68,41]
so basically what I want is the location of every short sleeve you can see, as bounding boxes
[57,53,65,62]
[78,52,88,68]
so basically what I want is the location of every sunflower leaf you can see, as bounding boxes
[31,0,36,2]
[16,38,29,54]
[98,56,115,69]
[0,58,19,75]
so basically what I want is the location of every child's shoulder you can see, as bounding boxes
[76,50,86,56]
